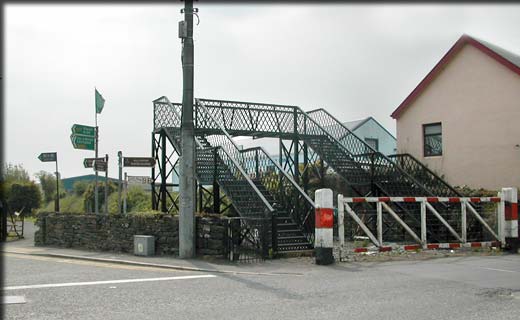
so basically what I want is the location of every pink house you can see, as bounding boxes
[391,35,520,190]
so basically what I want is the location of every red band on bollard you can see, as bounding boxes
[505,203,518,220]
[315,208,334,228]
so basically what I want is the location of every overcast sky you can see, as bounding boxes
[5,3,520,180]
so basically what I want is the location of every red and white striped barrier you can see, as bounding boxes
[343,197,501,203]
[315,188,334,265]
[336,190,514,259]
[352,241,501,253]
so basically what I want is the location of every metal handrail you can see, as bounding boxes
[196,99,274,213]
[304,107,439,197]
[241,146,315,208]
[388,153,462,197]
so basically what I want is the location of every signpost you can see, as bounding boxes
[123,172,128,214]
[118,151,123,214]
[120,155,154,214]
[104,154,108,214]
[123,157,156,167]
[71,88,106,215]
[38,152,60,212]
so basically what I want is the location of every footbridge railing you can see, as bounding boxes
[196,99,315,242]
[388,153,461,197]
[306,108,437,195]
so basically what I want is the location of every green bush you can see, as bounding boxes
[72,181,89,197]
[7,183,41,215]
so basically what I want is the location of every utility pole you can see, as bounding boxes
[179,0,197,258]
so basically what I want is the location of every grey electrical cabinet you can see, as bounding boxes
[134,235,155,256]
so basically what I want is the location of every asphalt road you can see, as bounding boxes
[3,253,520,320]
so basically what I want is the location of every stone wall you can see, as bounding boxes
[35,213,226,257]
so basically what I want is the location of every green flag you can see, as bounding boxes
[95,88,105,114]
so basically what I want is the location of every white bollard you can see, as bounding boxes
[315,188,334,265]
[502,187,518,252]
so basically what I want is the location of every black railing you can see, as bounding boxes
[224,216,271,263]
[388,153,462,197]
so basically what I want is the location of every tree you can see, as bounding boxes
[6,183,41,214]
[35,171,65,204]
[3,163,30,190]
[2,163,41,215]
[125,186,152,212]
[83,181,117,212]
[72,180,89,197]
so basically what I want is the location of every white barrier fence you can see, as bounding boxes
[335,188,518,255]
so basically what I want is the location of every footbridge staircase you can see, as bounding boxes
[152,97,487,255]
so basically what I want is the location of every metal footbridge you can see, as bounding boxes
[151,97,485,254]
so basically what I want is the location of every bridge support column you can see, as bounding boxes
[303,143,309,194]
[160,132,168,213]
[315,188,334,265]
[213,147,221,214]
[151,132,157,211]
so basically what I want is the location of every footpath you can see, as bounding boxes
[3,222,508,274]
[2,221,307,276]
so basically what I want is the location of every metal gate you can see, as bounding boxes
[336,194,507,257]
[224,217,271,263]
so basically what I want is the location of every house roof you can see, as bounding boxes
[343,116,396,140]
[61,174,119,191]
[343,117,370,131]
[391,34,520,119]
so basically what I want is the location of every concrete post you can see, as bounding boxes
[420,200,426,248]
[461,200,467,244]
[338,194,344,261]
[377,201,383,246]
[179,0,196,259]
[315,188,334,265]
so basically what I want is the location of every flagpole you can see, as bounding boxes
[94,88,99,215]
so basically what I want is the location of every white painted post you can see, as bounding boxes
[338,194,345,261]
[315,189,334,265]
[461,200,467,244]
[377,201,383,246]
[420,200,427,248]
[502,187,519,252]
[498,191,505,246]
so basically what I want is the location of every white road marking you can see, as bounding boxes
[4,274,216,291]
[2,296,26,304]
[479,267,518,273]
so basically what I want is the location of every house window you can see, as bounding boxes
[423,123,442,156]
[365,138,379,152]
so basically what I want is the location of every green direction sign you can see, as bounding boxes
[71,134,95,150]
[38,152,57,162]
[72,124,95,137]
